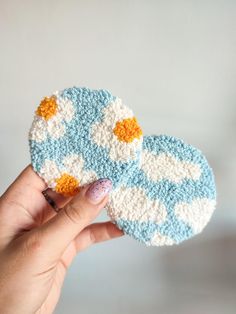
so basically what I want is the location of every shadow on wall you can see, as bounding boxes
[156,231,236,313]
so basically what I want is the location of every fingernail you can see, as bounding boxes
[86,179,112,204]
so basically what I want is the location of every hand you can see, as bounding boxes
[0,165,123,314]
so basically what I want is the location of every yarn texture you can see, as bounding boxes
[29,87,143,197]
[29,86,216,246]
[107,135,216,246]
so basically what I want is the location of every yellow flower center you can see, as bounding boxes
[55,173,79,196]
[113,117,143,143]
[36,96,58,120]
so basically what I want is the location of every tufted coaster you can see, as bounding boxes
[29,86,216,246]
[29,87,143,196]
[107,135,216,246]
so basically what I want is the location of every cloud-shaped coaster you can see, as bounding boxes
[29,87,143,196]
[107,135,216,246]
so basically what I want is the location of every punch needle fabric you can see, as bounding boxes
[107,135,216,246]
[29,87,216,246]
[29,87,143,196]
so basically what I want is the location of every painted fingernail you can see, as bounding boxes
[86,179,112,204]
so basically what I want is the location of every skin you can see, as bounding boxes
[0,165,123,314]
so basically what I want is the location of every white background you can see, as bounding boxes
[0,1,236,313]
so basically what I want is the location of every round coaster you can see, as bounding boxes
[107,135,217,246]
[29,87,143,196]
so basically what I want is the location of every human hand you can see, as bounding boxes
[0,165,123,314]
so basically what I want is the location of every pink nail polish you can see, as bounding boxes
[86,179,112,204]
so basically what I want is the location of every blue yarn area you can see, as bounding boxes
[115,135,216,245]
[29,88,216,246]
[116,219,193,245]
[29,87,140,188]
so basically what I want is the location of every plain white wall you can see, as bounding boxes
[0,1,236,313]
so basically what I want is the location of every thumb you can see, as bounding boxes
[36,178,112,255]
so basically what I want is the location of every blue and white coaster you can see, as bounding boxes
[29,86,216,246]
[29,87,143,196]
[107,135,216,246]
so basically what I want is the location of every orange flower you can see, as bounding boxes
[36,96,58,120]
[55,173,79,196]
[113,117,143,143]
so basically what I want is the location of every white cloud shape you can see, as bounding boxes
[107,186,167,224]
[174,198,216,234]
[148,232,176,246]
[141,150,202,183]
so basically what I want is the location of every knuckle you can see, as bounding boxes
[63,201,87,224]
